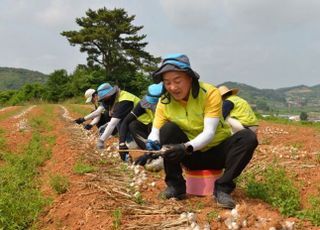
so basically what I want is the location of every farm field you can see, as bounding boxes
[0,104,319,230]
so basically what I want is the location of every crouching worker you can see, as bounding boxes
[96,83,140,161]
[218,85,258,134]
[118,83,164,165]
[74,88,111,130]
[146,54,258,209]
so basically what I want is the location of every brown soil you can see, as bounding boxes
[1,105,319,230]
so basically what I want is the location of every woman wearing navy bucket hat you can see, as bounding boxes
[145,53,258,209]
[96,82,140,160]
[118,82,164,164]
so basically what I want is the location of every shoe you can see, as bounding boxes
[97,139,105,149]
[159,186,186,200]
[214,190,236,209]
[120,153,132,163]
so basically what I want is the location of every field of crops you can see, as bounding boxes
[0,104,319,230]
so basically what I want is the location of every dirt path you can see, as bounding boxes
[1,105,319,229]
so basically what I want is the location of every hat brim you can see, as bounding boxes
[220,88,239,96]
[230,88,239,95]
[140,96,157,110]
[85,96,92,104]
[153,64,199,83]
[98,86,118,101]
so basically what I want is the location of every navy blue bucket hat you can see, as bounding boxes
[153,54,199,84]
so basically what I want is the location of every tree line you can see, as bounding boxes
[0,7,159,106]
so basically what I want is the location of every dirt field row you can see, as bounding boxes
[0,105,319,229]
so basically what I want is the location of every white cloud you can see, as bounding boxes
[160,0,220,28]
[1,0,320,88]
[223,0,320,31]
[35,2,72,28]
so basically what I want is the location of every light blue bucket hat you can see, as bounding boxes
[140,82,164,110]
[97,83,118,101]
[152,54,199,83]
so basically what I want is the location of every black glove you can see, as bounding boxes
[74,117,85,124]
[119,143,129,161]
[134,153,159,166]
[84,124,93,130]
[162,144,193,162]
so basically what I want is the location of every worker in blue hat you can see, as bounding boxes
[145,53,258,209]
[96,83,140,160]
[118,82,164,164]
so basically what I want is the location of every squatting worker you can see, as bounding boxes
[146,53,258,209]
[74,88,111,130]
[96,83,140,161]
[218,85,258,134]
[118,82,164,164]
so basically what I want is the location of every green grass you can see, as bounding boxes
[49,174,70,194]
[0,106,26,121]
[243,165,301,216]
[207,210,219,222]
[297,194,320,226]
[112,208,122,229]
[0,104,57,229]
[73,161,96,174]
[261,116,320,130]
[0,128,5,152]
[28,105,54,131]
[0,132,52,229]
[133,191,144,205]
[64,104,93,117]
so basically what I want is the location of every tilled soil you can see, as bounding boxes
[0,105,319,230]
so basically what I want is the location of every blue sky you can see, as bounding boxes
[0,0,320,89]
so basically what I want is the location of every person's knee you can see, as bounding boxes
[235,129,258,150]
[128,121,136,132]
[160,122,177,135]
[160,122,181,144]
[246,129,259,148]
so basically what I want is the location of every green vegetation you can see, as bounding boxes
[240,163,320,226]
[112,208,122,229]
[0,7,163,106]
[221,81,320,113]
[133,191,144,205]
[0,67,48,90]
[73,161,96,174]
[61,7,159,89]
[298,193,320,226]
[244,165,300,216]
[29,105,54,132]
[300,111,308,121]
[0,104,57,229]
[0,106,26,121]
[206,210,219,222]
[65,104,92,117]
[0,132,52,229]
[0,128,6,151]
[49,174,70,194]
[261,115,320,130]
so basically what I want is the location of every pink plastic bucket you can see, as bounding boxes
[185,169,222,196]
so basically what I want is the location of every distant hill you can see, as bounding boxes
[0,67,48,90]
[219,81,320,113]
